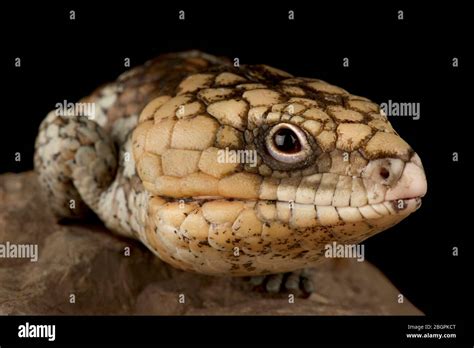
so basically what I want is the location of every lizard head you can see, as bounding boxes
[133,63,427,274]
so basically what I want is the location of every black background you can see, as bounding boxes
[0,0,471,325]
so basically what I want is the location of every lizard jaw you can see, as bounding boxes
[190,156,427,226]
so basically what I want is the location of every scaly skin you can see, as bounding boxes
[34,51,427,279]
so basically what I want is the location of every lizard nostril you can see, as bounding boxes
[380,167,390,180]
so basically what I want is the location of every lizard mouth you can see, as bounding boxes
[247,196,423,228]
[195,152,426,226]
[266,155,426,226]
[188,153,427,228]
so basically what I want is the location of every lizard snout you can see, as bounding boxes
[385,153,427,201]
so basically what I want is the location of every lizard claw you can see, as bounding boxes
[249,269,315,295]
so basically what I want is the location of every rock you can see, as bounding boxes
[0,172,422,315]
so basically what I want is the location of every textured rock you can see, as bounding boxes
[0,172,422,315]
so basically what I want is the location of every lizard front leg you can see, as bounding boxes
[35,110,150,241]
[34,111,117,219]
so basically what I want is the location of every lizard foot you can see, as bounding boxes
[248,269,315,295]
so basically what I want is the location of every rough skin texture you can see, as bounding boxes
[34,51,427,277]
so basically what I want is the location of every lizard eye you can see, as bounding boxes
[265,123,310,164]
[273,128,302,153]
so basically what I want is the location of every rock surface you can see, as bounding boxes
[0,172,422,315]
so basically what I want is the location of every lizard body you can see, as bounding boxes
[34,51,427,278]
